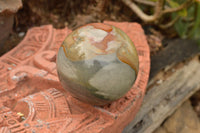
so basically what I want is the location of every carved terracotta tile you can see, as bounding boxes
[0,21,150,133]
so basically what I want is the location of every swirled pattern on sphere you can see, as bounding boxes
[57,23,139,105]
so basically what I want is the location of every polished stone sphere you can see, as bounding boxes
[57,23,139,105]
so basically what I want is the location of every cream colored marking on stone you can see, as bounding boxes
[106,41,121,52]
[72,26,108,59]
[78,26,108,43]
[73,38,101,58]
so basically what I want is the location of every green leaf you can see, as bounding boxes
[174,18,188,38]
[189,3,200,40]
[167,0,187,17]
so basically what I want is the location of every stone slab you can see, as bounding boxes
[0,0,22,14]
[0,0,22,51]
[0,21,150,133]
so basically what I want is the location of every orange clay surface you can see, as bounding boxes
[0,21,150,133]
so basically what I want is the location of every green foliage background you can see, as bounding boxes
[170,0,200,45]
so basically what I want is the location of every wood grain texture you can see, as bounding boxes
[123,39,200,133]
[124,57,200,133]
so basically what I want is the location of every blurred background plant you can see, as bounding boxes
[122,0,200,45]
[1,0,199,56]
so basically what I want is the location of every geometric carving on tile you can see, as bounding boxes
[49,28,72,51]
[26,26,50,43]
[2,56,20,67]
[11,45,39,61]
[0,63,6,75]
[9,65,48,83]
[33,51,57,75]
[0,88,112,132]
[13,88,70,122]
[0,22,150,133]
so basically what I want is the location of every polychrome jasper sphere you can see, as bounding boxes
[57,23,139,105]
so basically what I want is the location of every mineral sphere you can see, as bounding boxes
[57,23,139,105]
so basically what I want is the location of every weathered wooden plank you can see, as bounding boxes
[150,39,199,79]
[123,55,200,133]
[123,39,200,133]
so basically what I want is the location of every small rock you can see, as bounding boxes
[18,32,25,37]
[7,67,12,70]
[156,79,163,85]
